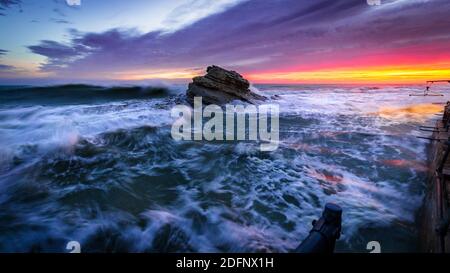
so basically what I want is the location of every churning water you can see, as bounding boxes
[0,84,447,252]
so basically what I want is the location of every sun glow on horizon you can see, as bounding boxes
[95,62,450,84]
[246,64,450,84]
[113,69,201,81]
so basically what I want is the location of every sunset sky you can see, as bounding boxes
[1,0,450,84]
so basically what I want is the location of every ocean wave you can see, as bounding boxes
[0,84,444,252]
[0,84,182,106]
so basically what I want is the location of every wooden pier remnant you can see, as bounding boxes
[419,101,450,252]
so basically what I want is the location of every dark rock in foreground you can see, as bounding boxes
[186,65,266,105]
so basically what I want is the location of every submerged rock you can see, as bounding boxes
[186,65,266,105]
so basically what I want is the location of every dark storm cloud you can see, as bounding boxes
[0,49,19,74]
[0,64,14,70]
[29,40,81,59]
[1,0,73,16]
[0,63,18,75]
[27,0,450,77]
[28,39,90,71]
[0,0,21,15]
[0,0,20,8]
[50,18,71,24]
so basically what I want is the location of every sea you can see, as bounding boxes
[0,83,448,252]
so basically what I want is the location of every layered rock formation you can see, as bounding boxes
[186,65,266,105]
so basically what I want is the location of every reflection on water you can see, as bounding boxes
[381,159,429,172]
[376,103,443,121]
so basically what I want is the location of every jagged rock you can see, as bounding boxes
[186,65,266,105]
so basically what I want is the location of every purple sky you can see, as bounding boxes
[1,0,450,84]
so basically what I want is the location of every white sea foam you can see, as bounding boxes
[0,84,445,252]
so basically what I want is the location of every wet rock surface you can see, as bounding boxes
[186,65,266,105]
